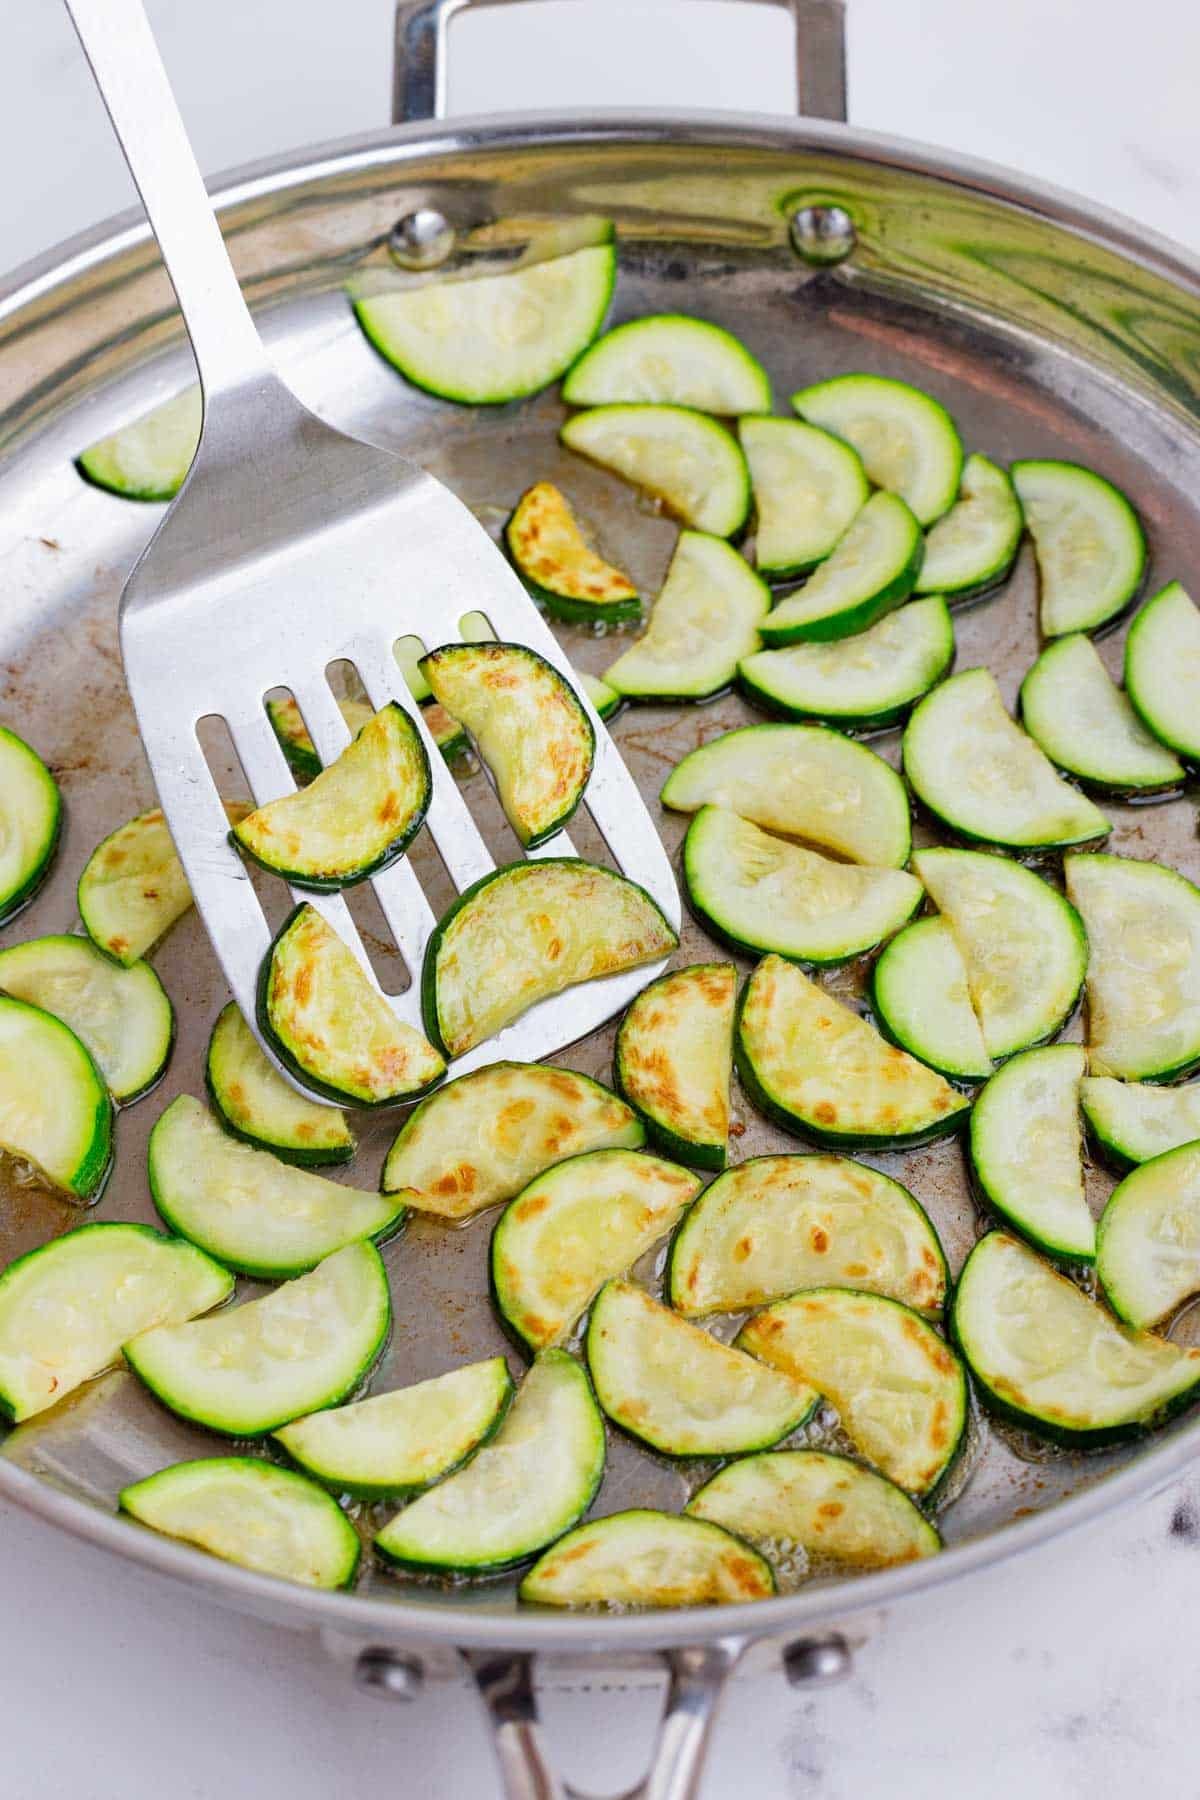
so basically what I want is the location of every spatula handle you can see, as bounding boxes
[62,0,270,402]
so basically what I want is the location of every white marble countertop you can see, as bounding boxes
[3,1,1200,1794]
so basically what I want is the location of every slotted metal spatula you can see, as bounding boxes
[64,0,678,1096]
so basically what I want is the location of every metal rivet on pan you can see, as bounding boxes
[782,1634,853,1686]
[389,208,455,270]
[789,204,856,266]
[355,1647,425,1699]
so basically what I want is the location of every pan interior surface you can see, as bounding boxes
[2,119,1200,1646]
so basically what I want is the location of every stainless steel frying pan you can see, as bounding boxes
[3,2,1200,1792]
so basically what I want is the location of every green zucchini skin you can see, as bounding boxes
[914,454,1023,604]
[0,725,63,927]
[740,595,954,732]
[1124,581,1200,764]
[758,494,925,647]
[205,1003,355,1169]
[0,994,114,1203]
[1011,459,1147,639]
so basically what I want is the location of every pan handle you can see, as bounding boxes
[465,1639,747,1800]
[392,0,846,127]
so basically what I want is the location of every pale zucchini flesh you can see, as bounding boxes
[951,1230,1200,1443]
[490,1148,701,1352]
[1064,853,1200,1082]
[520,1508,775,1609]
[559,404,751,538]
[969,1046,1092,1261]
[613,962,734,1170]
[739,594,954,731]
[791,374,964,527]
[422,859,677,1060]
[261,904,445,1106]
[870,916,993,1081]
[660,723,912,868]
[586,1279,817,1456]
[0,933,173,1105]
[354,242,616,404]
[273,1356,514,1499]
[1019,634,1183,794]
[78,802,249,966]
[667,1153,947,1317]
[914,454,1022,599]
[124,1241,391,1437]
[148,1096,407,1280]
[737,1288,967,1495]
[683,807,921,964]
[735,955,969,1150]
[205,1002,354,1167]
[912,847,1088,1059]
[76,385,200,501]
[374,1349,605,1574]
[0,995,112,1201]
[504,482,640,624]
[1081,1075,1200,1171]
[602,530,770,701]
[1124,581,1200,762]
[233,702,430,889]
[119,1457,361,1590]
[739,415,868,579]
[0,725,61,926]
[903,668,1110,850]
[562,314,772,414]
[1011,459,1146,636]
[687,1449,940,1570]
[383,1060,643,1218]
[1097,1142,1200,1331]
[420,643,593,847]
[759,492,924,645]
[0,1222,232,1423]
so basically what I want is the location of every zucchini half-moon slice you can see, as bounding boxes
[76,385,201,502]
[969,1046,1092,1263]
[562,313,772,414]
[420,643,593,848]
[0,724,61,927]
[0,933,173,1105]
[739,594,954,732]
[683,807,922,964]
[233,702,430,890]
[206,1002,354,1167]
[78,802,249,966]
[586,1279,817,1456]
[735,955,969,1150]
[687,1449,941,1570]
[602,530,770,702]
[422,859,677,1061]
[1019,634,1183,797]
[354,241,616,405]
[490,1147,701,1353]
[951,1230,1200,1444]
[737,1288,968,1495]
[903,667,1110,851]
[1125,581,1200,763]
[912,847,1088,1061]
[660,723,911,869]
[119,1458,361,1590]
[382,1060,643,1218]
[374,1349,605,1576]
[739,415,869,581]
[520,1509,775,1609]
[792,374,964,527]
[0,1221,232,1423]
[1064,853,1200,1082]
[666,1153,947,1318]
[124,1240,391,1437]
[559,404,751,538]
[267,693,468,781]
[613,962,734,1170]
[870,916,993,1082]
[1011,458,1146,637]
[1097,1142,1200,1331]
[914,453,1022,602]
[148,1095,407,1280]
[504,481,641,625]
[273,1356,514,1500]
[0,994,113,1201]
[1080,1076,1200,1171]
[758,492,924,646]
[261,904,445,1107]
